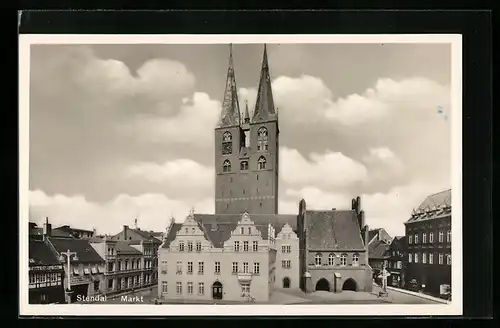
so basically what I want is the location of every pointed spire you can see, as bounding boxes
[243,100,250,123]
[252,44,276,123]
[218,43,241,127]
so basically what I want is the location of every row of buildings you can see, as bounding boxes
[28,220,163,304]
[368,189,452,298]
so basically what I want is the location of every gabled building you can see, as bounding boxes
[386,236,406,288]
[404,189,452,298]
[52,225,96,239]
[368,239,391,280]
[29,237,66,304]
[297,197,373,293]
[368,228,393,245]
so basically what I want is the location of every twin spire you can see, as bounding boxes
[218,44,276,128]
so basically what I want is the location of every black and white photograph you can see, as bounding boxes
[19,34,462,316]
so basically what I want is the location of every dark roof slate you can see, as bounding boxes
[48,237,105,263]
[306,210,364,250]
[29,240,60,266]
[368,239,390,259]
[131,229,162,244]
[115,241,142,255]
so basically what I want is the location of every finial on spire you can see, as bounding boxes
[244,99,250,123]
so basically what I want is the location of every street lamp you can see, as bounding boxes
[59,249,79,304]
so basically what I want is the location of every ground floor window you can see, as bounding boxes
[198,282,205,295]
[176,282,182,295]
[187,282,193,294]
[162,282,168,293]
[241,283,250,296]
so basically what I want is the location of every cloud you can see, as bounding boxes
[29,190,214,235]
[362,147,405,181]
[125,158,214,201]
[280,147,368,190]
[285,187,351,210]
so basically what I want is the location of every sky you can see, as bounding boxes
[28,42,452,237]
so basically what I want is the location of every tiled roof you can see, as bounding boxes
[115,241,142,255]
[417,189,451,210]
[161,213,296,249]
[48,237,105,263]
[29,240,60,266]
[406,189,452,224]
[368,239,390,259]
[131,229,162,243]
[368,229,379,242]
[306,210,365,250]
[51,227,74,238]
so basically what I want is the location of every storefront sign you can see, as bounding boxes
[70,276,92,285]
[30,265,63,271]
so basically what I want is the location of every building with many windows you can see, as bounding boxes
[404,189,452,298]
[159,211,285,302]
[29,238,66,304]
[275,223,299,289]
[386,236,406,288]
[90,236,157,295]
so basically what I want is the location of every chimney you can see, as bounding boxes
[299,199,307,215]
[42,217,52,240]
[358,210,365,230]
[123,225,128,240]
[364,224,370,264]
[92,227,96,237]
[356,196,361,215]
[352,198,356,210]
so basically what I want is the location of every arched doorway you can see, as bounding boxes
[212,281,223,300]
[342,278,357,291]
[315,278,330,291]
[283,277,290,288]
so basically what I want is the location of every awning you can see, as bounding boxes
[91,267,97,274]
[73,268,80,275]
[84,268,91,275]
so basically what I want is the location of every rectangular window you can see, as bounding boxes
[282,260,291,269]
[198,261,204,274]
[187,282,193,294]
[162,282,168,293]
[252,241,258,252]
[429,232,434,243]
[187,262,193,274]
[176,261,182,274]
[215,261,221,274]
[188,241,193,252]
[408,235,413,244]
[422,253,427,264]
[234,241,240,252]
[414,253,419,263]
[198,282,205,295]
[397,261,402,269]
[281,245,291,253]
[108,279,113,289]
[232,262,238,273]
[446,254,452,265]
[179,242,185,252]
[429,253,434,264]
[422,233,427,243]
[161,264,167,274]
[196,241,202,252]
[253,262,260,274]
[439,231,444,242]
[243,241,249,251]
[439,253,444,265]
[243,262,249,273]
[241,284,250,296]
[409,253,413,263]
[176,282,182,295]
[447,230,451,243]
[414,234,419,244]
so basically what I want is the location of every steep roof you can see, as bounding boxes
[115,241,142,255]
[161,213,296,249]
[48,237,105,263]
[131,228,162,244]
[368,239,390,259]
[406,189,452,224]
[218,44,241,128]
[368,229,379,242]
[29,240,60,266]
[252,44,277,123]
[306,210,365,251]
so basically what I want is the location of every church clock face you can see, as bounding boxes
[222,142,232,155]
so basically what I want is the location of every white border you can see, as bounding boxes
[19,34,463,316]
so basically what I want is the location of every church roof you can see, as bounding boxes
[305,210,365,251]
[218,44,241,128]
[161,213,296,249]
[252,44,277,123]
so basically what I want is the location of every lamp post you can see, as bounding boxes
[59,249,78,304]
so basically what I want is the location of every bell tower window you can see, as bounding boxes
[257,156,267,170]
[240,161,248,171]
[257,127,268,151]
[222,131,233,155]
[223,160,232,173]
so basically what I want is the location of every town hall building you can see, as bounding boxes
[158,44,372,303]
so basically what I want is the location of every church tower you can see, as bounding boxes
[214,44,279,215]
